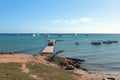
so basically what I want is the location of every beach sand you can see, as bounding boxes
[73,69,120,80]
[0,53,120,80]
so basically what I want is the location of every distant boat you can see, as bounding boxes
[75,42,79,45]
[102,40,112,44]
[73,33,77,36]
[91,41,101,45]
[85,34,89,36]
[32,34,36,37]
[57,34,62,36]
[45,34,50,37]
[102,40,119,44]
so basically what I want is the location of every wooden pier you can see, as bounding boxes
[41,40,56,56]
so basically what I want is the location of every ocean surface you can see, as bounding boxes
[0,34,120,72]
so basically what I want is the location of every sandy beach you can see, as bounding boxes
[0,53,120,80]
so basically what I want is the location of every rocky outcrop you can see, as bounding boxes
[59,57,85,70]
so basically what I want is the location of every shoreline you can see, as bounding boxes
[0,52,120,74]
[0,53,120,79]
[89,70,120,74]
[1,52,120,74]
[0,52,119,73]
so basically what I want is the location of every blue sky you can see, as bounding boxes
[0,0,120,33]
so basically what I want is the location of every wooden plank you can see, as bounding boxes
[41,40,56,56]
[42,46,54,56]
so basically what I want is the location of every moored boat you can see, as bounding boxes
[102,40,119,44]
[91,41,101,45]
[75,42,79,45]
[32,34,36,37]
[45,34,50,37]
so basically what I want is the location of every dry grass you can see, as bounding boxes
[0,62,35,80]
[27,63,76,80]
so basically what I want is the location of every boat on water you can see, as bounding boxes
[57,34,62,36]
[102,40,119,44]
[45,34,50,37]
[56,39,64,42]
[112,40,119,43]
[32,34,36,37]
[91,41,102,45]
[91,40,119,45]
[73,33,77,36]
[85,34,89,36]
[75,42,79,45]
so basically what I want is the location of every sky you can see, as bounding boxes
[0,0,120,33]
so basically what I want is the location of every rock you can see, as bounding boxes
[102,77,115,80]
[66,57,85,62]
[0,52,4,54]
[58,57,85,70]
[64,64,74,70]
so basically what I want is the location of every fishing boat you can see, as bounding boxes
[102,40,119,44]
[91,41,101,45]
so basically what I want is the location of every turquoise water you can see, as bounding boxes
[0,34,120,72]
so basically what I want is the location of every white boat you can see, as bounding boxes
[32,34,36,37]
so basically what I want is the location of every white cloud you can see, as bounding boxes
[53,18,93,24]
[53,19,62,23]
[79,18,92,22]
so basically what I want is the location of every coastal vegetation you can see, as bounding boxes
[0,62,76,80]
[0,63,34,80]
[27,63,76,80]
[0,53,77,80]
[0,53,119,80]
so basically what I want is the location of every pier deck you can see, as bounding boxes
[42,46,54,53]
[41,40,56,56]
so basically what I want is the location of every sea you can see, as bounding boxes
[0,33,120,72]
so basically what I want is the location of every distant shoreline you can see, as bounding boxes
[1,33,120,35]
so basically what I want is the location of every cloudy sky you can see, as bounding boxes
[0,0,120,33]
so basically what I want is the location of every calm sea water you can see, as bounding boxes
[0,34,120,72]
